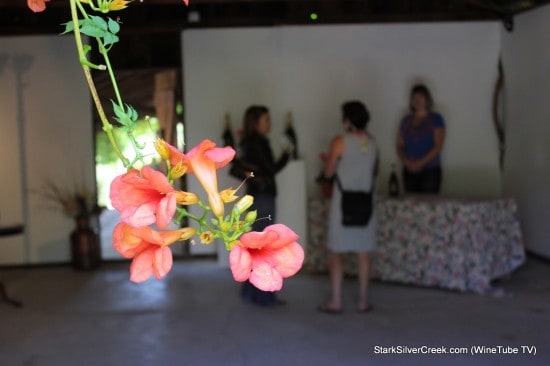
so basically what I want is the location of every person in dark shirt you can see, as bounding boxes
[237,105,290,306]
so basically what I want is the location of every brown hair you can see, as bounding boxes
[409,84,433,111]
[241,105,269,143]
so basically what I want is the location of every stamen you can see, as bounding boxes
[255,214,272,223]
[235,171,255,193]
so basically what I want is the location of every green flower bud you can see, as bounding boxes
[244,210,257,224]
[234,195,254,215]
[220,221,232,232]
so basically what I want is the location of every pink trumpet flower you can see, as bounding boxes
[229,224,304,292]
[113,223,195,283]
[110,166,177,229]
[168,140,235,217]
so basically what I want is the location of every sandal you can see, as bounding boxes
[316,303,343,314]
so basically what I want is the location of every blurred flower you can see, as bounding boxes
[229,224,304,292]
[27,0,49,13]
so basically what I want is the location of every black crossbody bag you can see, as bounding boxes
[335,175,373,227]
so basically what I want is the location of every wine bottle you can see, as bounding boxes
[222,113,235,148]
[284,112,298,159]
[389,163,400,197]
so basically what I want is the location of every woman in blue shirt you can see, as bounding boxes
[396,84,445,194]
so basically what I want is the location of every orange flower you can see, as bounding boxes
[113,222,195,282]
[167,140,235,218]
[229,224,304,292]
[27,0,50,13]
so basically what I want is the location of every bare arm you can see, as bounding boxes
[396,133,407,165]
[398,127,445,172]
[323,135,344,178]
[410,127,445,171]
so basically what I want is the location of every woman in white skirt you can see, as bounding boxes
[318,101,378,314]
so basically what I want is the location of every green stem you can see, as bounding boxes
[98,41,123,108]
[69,0,130,168]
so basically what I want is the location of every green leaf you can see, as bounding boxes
[89,15,108,31]
[103,33,119,47]
[111,101,139,128]
[108,18,120,34]
[61,21,75,34]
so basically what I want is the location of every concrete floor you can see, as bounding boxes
[0,256,549,366]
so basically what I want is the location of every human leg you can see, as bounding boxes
[357,252,372,312]
[403,168,421,194]
[318,251,344,312]
[419,166,442,193]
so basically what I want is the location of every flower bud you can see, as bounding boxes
[175,191,199,205]
[244,210,257,224]
[220,221,232,232]
[154,138,171,161]
[108,0,131,11]
[178,227,196,241]
[220,188,238,203]
[234,195,254,215]
[170,161,188,180]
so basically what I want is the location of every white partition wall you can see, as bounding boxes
[0,35,93,265]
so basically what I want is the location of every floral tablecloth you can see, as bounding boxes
[305,195,526,294]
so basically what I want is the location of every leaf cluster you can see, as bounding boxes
[62,15,120,48]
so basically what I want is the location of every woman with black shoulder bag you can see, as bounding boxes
[317,100,379,314]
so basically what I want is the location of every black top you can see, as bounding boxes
[241,134,289,196]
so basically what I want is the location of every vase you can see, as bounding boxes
[70,217,101,270]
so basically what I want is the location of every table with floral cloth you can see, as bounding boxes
[305,195,526,294]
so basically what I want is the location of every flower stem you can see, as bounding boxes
[69,0,130,168]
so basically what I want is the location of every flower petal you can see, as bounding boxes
[156,194,176,229]
[239,230,279,250]
[153,246,173,280]
[262,224,300,250]
[110,167,176,228]
[130,248,155,283]
[204,146,236,168]
[121,202,157,227]
[249,260,283,292]
[229,245,252,282]
[113,223,150,258]
[267,242,305,278]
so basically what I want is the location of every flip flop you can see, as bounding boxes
[317,304,342,314]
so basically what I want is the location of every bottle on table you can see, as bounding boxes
[284,111,298,160]
[389,163,400,197]
[222,113,235,148]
